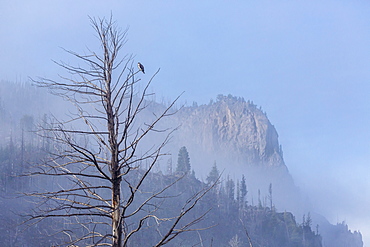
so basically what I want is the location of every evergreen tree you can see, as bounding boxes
[225,176,235,201]
[176,146,191,174]
[305,212,312,227]
[236,180,240,209]
[268,182,273,210]
[240,175,247,207]
[206,161,220,184]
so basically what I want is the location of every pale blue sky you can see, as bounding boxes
[1,0,370,244]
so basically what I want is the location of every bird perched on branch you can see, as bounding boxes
[138,62,145,74]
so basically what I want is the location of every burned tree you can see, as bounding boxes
[27,16,213,247]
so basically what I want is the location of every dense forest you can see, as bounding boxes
[0,134,323,246]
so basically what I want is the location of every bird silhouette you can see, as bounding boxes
[138,62,145,74]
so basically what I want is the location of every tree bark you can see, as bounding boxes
[106,64,122,246]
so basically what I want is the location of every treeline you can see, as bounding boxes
[0,138,323,246]
[0,111,360,247]
[123,145,323,247]
[169,146,323,247]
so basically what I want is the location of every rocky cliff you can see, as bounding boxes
[157,94,298,213]
[172,94,285,170]
[161,94,362,246]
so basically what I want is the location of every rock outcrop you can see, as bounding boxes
[156,95,298,213]
[172,94,285,170]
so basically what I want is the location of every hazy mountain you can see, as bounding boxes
[154,94,299,212]
[0,82,363,246]
[154,94,363,247]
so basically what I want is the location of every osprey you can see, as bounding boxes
[138,62,145,74]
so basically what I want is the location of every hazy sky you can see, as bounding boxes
[1,0,370,245]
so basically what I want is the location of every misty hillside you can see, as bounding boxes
[147,95,299,213]
[0,81,363,246]
[0,139,323,246]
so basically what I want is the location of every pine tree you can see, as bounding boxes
[176,146,191,174]
[206,161,220,184]
[225,176,235,201]
[236,180,240,209]
[268,183,273,210]
[240,175,247,207]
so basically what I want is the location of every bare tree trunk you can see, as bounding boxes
[110,119,122,246]
[25,15,216,247]
[112,177,122,247]
[105,59,122,247]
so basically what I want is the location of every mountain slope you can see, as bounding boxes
[157,95,298,213]
[0,82,363,247]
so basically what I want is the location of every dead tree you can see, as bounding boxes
[27,16,214,247]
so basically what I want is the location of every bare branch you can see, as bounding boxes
[26,15,212,247]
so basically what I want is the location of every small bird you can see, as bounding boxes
[138,62,145,74]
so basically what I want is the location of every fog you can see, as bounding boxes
[1,0,370,245]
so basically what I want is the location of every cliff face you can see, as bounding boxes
[161,95,298,212]
[165,95,363,247]
[173,95,285,169]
